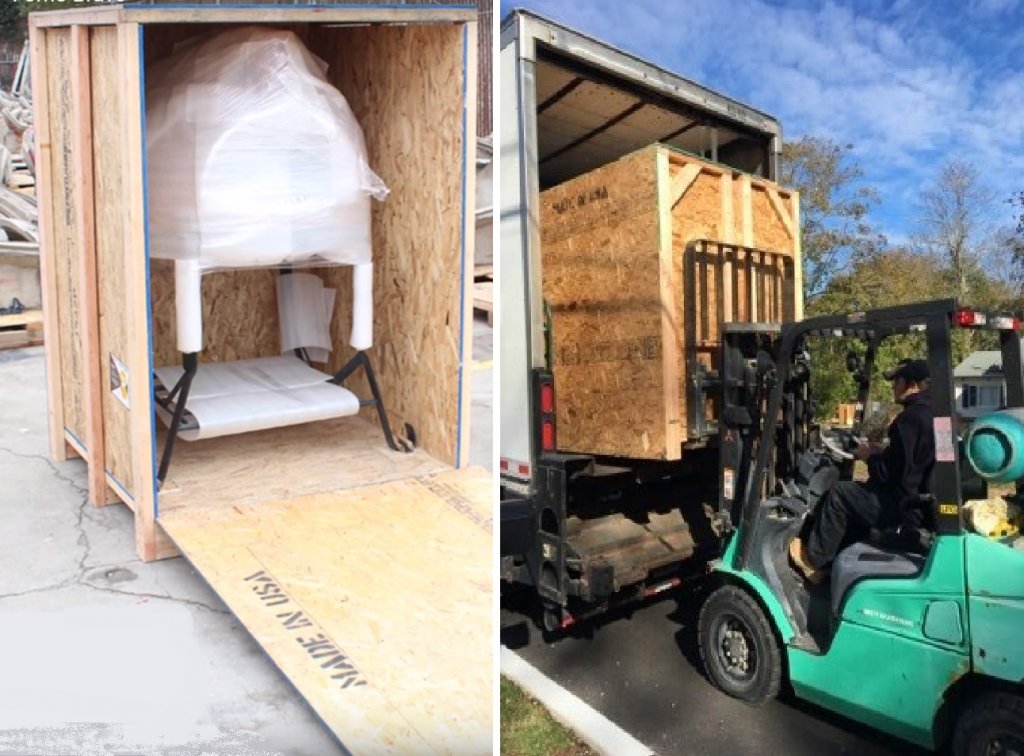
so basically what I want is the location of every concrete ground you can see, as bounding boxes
[0,318,492,756]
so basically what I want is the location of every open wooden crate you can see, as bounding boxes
[30,6,488,751]
[541,144,802,461]
[32,3,478,557]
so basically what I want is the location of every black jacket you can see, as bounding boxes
[866,391,935,524]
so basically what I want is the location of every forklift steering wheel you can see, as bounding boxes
[820,429,857,462]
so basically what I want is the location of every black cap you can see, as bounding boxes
[883,358,929,383]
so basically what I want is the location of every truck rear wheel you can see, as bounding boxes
[698,584,782,704]
[953,691,1024,756]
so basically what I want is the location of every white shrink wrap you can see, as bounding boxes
[145,26,387,270]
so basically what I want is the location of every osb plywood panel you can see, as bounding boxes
[149,264,280,368]
[91,25,134,494]
[671,171,722,247]
[158,467,492,755]
[309,24,466,467]
[541,146,669,459]
[157,415,446,513]
[45,27,85,443]
[541,145,799,460]
[670,163,795,437]
[752,188,793,255]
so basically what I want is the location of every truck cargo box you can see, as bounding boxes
[541,144,802,460]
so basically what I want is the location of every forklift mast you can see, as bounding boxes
[721,299,1024,571]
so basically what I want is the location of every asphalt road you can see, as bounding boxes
[501,582,931,756]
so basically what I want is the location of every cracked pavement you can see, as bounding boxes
[0,347,344,756]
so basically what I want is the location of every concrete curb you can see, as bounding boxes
[501,646,656,756]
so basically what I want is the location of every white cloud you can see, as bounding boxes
[968,0,1020,15]
[511,0,1021,230]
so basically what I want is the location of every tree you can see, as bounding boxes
[15,0,106,21]
[0,0,107,41]
[1009,190,1024,287]
[916,160,996,304]
[779,137,884,302]
[0,0,21,42]
[808,249,947,421]
[806,246,1010,422]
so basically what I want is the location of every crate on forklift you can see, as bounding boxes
[540,144,802,460]
[30,4,489,751]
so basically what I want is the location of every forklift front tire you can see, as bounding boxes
[698,585,782,705]
[953,691,1024,756]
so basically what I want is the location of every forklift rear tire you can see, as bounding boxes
[953,691,1024,756]
[698,585,782,705]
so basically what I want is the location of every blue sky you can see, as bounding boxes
[501,0,1024,247]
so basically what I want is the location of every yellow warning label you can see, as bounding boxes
[109,353,130,409]
[939,503,959,516]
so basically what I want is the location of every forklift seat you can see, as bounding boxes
[830,542,925,616]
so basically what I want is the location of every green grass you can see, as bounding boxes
[500,676,596,756]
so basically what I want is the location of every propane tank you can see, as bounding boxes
[964,408,1024,483]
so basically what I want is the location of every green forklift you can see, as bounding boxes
[699,298,1024,755]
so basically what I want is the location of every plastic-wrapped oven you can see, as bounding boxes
[146,26,387,270]
[145,27,385,353]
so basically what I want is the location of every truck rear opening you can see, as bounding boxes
[500,10,796,627]
[499,9,783,485]
[532,47,776,190]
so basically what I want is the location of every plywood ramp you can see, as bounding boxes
[158,467,492,755]
[157,415,447,513]
[541,144,800,460]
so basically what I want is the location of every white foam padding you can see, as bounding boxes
[351,262,373,350]
[303,288,336,364]
[277,273,333,356]
[154,355,360,441]
[146,27,388,270]
[175,259,204,354]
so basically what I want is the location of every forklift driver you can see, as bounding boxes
[790,358,936,584]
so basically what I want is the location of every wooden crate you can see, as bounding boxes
[30,4,478,559]
[541,144,802,460]
[473,266,493,326]
[30,6,489,750]
[0,248,41,311]
[0,308,43,350]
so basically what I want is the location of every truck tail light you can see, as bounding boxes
[542,419,556,451]
[955,308,1022,331]
[540,382,554,414]
[955,308,987,328]
[534,370,557,454]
